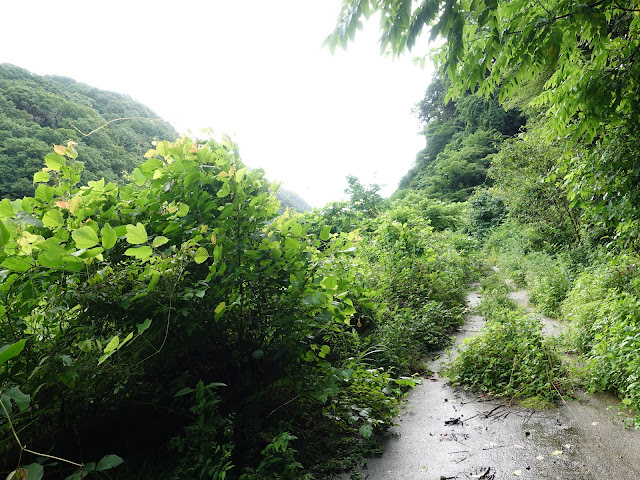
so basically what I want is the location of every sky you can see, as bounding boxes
[0,1,436,207]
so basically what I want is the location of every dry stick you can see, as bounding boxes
[70,117,161,137]
[0,397,84,468]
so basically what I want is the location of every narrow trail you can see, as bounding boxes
[338,286,640,479]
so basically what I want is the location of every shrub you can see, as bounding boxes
[447,308,565,401]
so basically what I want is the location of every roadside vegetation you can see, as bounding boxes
[2,0,640,476]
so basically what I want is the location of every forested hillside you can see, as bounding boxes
[395,71,525,202]
[0,64,178,199]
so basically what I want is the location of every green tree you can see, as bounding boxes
[328,0,640,250]
[344,175,385,217]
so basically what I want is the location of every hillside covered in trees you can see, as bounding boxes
[0,64,178,199]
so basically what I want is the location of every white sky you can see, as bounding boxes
[0,1,435,207]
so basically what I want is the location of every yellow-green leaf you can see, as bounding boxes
[152,236,169,248]
[33,171,50,184]
[126,223,148,244]
[194,247,209,264]
[101,223,117,249]
[320,225,331,241]
[44,152,64,170]
[124,246,153,259]
[43,210,64,229]
[53,144,67,155]
[72,226,99,249]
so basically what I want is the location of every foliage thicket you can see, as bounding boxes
[447,270,566,402]
[0,134,475,478]
[327,0,640,418]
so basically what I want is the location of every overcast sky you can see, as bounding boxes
[0,1,435,207]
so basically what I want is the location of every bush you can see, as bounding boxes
[525,252,577,318]
[562,254,640,423]
[375,302,466,373]
[447,306,566,401]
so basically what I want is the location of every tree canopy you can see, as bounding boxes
[327,0,639,140]
[329,0,640,249]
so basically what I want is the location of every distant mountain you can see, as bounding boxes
[0,63,177,198]
[0,64,312,212]
[276,187,311,213]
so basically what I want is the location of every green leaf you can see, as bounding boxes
[0,199,14,219]
[217,182,231,198]
[33,171,50,184]
[103,336,119,354]
[1,256,34,272]
[2,386,30,412]
[126,223,148,244]
[124,246,153,260]
[152,236,169,248]
[23,463,44,480]
[137,318,152,334]
[35,184,55,203]
[214,302,226,319]
[0,221,10,248]
[76,247,104,259]
[321,276,338,290]
[96,454,124,471]
[235,167,248,182]
[0,339,27,366]
[45,152,65,170]
[173,387,194,398]
[359,424,373,438]
[319,345,330,358]
[72,226,99,249]
[194,247,209,264]
[131,168,147,186]
[43,210,64,228]
[176,203,189,217]
[320,225,331,241]
[101,223,117,249]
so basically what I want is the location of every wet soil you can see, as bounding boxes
[337,287,640,479]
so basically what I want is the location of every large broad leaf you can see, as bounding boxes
[33,171,50,184]
[96,454,124,471]
[101,223,117,249]
[43,210,64,228]
[72,226,99,249]
[0,339,27,366]
[1,256,34,272]
[194,247,209,264]
[0,199,14,219]
[0,221,10,248]
[126,223,148,244]
[24,464,43,480]
[320,225,332,241]
[35,184,54,203]
[124,246,153,260]
[152,236,169,248]
[44,152,65,171]
[1,386,30,412]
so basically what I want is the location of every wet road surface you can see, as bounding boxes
[337,289,640,479]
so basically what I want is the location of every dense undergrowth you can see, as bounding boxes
[472,220,640,424]
[446,268,567,404]
[0,138,476,479]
